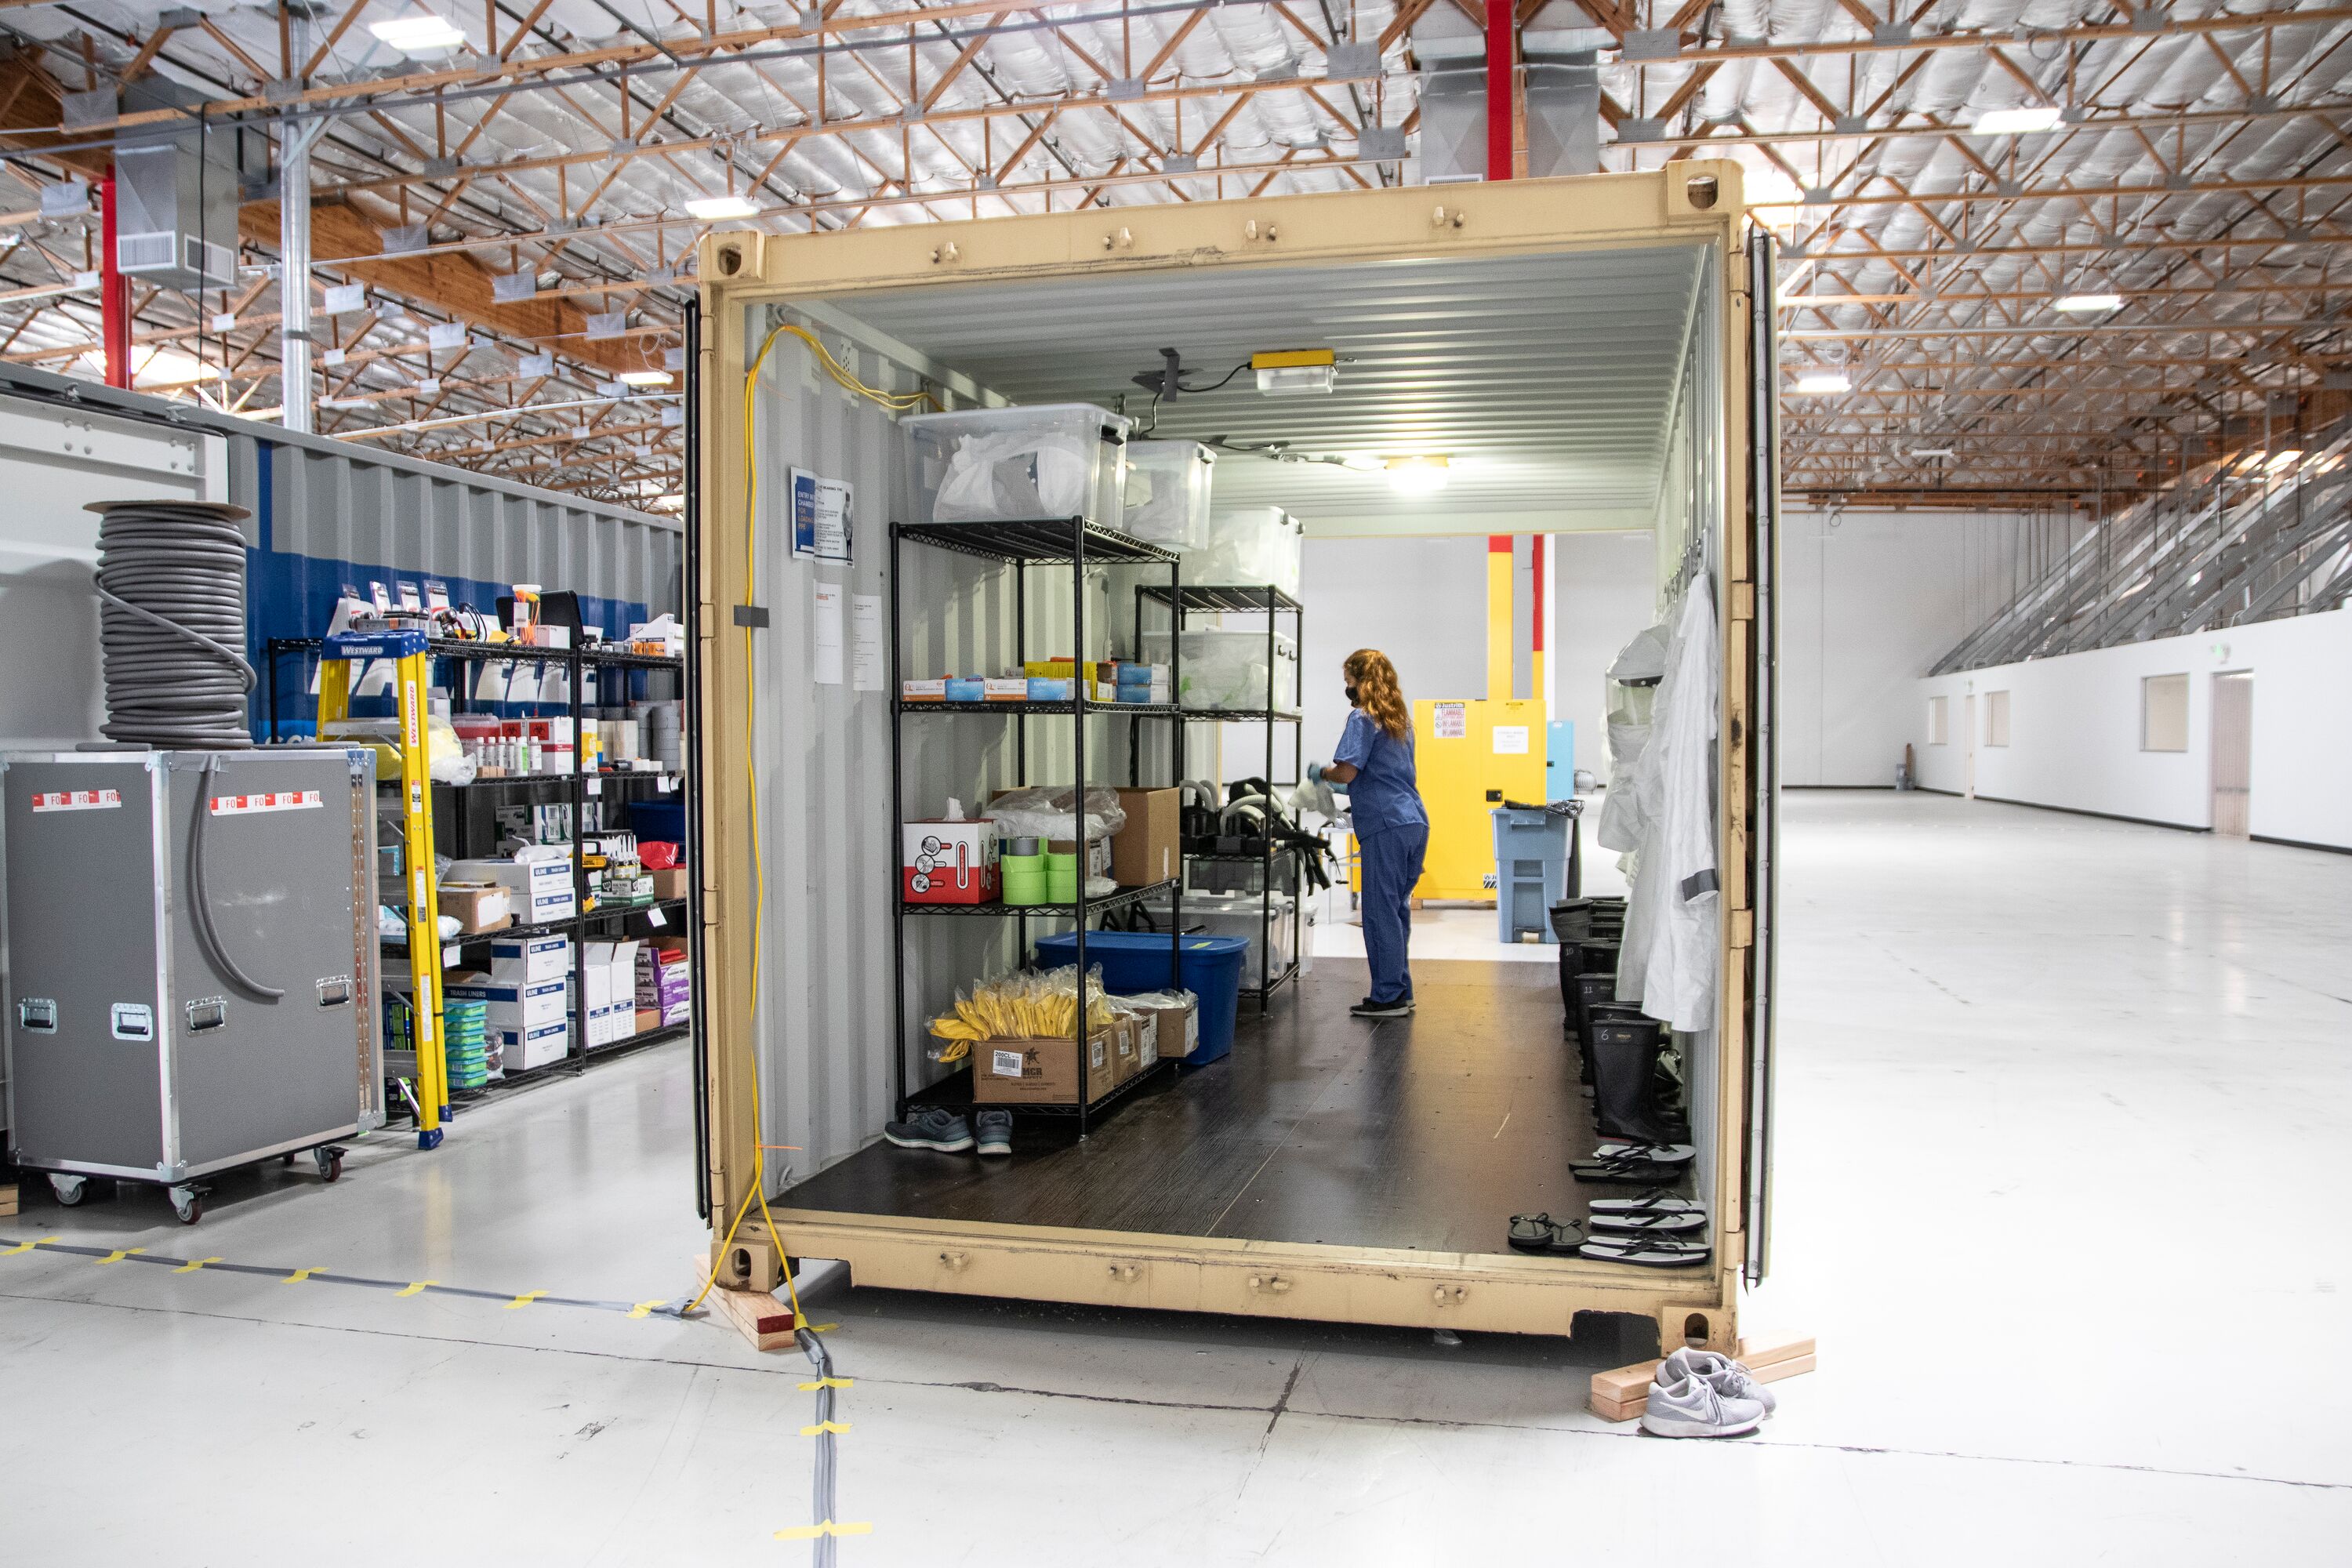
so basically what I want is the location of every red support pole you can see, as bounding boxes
[99,176,130,388]
[1485,0,1515,181]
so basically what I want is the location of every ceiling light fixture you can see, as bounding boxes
[368,13,469,57]
[684,194,760,221]
[617,369,673,387]
[1252,347,1338,395]
[1793,372,1851,394]
[1970,105,2064,136]
[1911,446,1955,459]
[2266,448,2303,473]
[2052,292,2125,313]
[1385,456,1449,494]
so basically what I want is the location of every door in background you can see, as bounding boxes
[1963,693,1977,799]
[2211,672,2252,837]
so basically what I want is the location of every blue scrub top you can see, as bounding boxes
[1334,708,1428,837]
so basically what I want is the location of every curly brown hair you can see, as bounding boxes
[1345,648,1410,742]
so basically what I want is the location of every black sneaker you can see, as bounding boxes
[884,1106,973,1152]
[974,1109,1012,1157]
[1351,996,1413,1018]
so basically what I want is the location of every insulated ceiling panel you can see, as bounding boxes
[828,243,1711,535]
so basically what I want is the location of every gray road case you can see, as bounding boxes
[1,747,383,1221]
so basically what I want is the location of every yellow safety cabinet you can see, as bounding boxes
[1412,698,1548,900]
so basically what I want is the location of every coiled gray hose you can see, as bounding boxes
[91,499,256,749]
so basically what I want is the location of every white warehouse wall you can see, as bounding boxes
[1551,530,1658,783]
[1915,608,2352,851]
[1780,506,2028,786]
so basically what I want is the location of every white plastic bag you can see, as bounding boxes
[982,785,1127,844]
[935,430,1091,521]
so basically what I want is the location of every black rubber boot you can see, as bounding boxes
[1589,1017,1675,1144]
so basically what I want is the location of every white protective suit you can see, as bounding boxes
[1617,580,1720,1033]
[1595,622,1668,853]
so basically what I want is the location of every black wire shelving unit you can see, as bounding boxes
[890,516,1189,1133]
[1136,583,1306,1010]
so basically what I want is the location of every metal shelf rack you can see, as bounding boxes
[888,516,1188,1132]
[1134,583,1307,1009]
[267,633,692,1120]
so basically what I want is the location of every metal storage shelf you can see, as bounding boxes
[1140,583,1303,613]
[895,516,1178,564]
[274,630,693,1116]
[895,700,1182,717]
[887,517,1186,1131]
[902,878,1177,920]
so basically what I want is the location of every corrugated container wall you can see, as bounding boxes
[0,363,681,753]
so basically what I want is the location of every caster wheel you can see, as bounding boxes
[169,1187,202,1225]
[314,1146,346,1184]
[283,1152,297,1168]
[49,1173,88,1207]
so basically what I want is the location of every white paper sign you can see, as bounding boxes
[851,593,884,691]
[1432,701,1468,739]
[1492,724,1530,755]
[812,581,844,685]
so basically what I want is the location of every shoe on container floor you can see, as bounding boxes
[1588,1190,1704,1217]
[1664,1345,1777,1417]
[974,1109,1013,1157]
[1592,1141,1694,1163]
[1588,1207,1706,1236]
[1351,996,1413,1018]
[1639,1365,1764,1439]
[884,1106,974,1152]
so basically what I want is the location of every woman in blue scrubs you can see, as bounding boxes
[1322,648,1430,1018]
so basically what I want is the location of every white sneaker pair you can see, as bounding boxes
[1637,1345,1777,1438]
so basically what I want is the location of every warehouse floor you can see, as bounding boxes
[3,792,2347,1563]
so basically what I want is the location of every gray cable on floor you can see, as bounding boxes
[797,1325,841,1568]
[91,500,256,749]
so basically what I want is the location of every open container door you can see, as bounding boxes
[1740,227,1781,1287]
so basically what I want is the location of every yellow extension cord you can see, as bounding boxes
[684,321,933,1323]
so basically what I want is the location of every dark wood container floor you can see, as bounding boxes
[780,956,1648,1255]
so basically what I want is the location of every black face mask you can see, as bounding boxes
[1345,684,1361,707]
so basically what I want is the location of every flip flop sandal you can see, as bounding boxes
[1570,1159,1690,1185]
[1579,1237,1711,1268]
[1587,1190,1704,1216]
[1506,1214,1587,1254]
[1592,1142,1696,1163]
[1588,1208,1707,1235]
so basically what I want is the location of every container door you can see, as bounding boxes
[1742,229,1781,1287]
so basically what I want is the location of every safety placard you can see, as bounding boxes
[1492,725,1530,755]
[31,789,122,812]
[208,791,325,816]
[1432,702,1468,739]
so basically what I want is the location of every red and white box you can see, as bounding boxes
[902,818,997,904]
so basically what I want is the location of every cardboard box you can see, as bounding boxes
[901,678,946,701]
[445,973,568,1031]
[1109,1011,1157,1083]
[1134,993,1197,1062]
[652,866,690,901]
[636,1007,662,1036]
[488,933,572,984]
[971,1025,1122,1105]
[1111,787,1181,887]
[499,1019,570,1072]
[437,882,513,933]
[447,856,577,924]
[982,677,1029,702]
[903,818,998,903]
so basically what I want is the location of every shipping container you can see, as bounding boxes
[691,162,1777,1352]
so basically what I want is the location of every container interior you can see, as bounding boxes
[737,236,1731,1271]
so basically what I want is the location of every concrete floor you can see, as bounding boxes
[3,792,2347,1563]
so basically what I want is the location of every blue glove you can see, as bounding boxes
[1308,760,1349,795]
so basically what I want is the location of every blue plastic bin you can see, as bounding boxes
[1493,808,1570,944]
[1031,930,1248,1065]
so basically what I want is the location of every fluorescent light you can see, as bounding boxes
[2053,292,2124,313]
[1385,456,1449,494]
[1252,347,1338,396]
[684,194,760,221]
[1911,447,1955,459]
[1971,105,2063,136]
[617,369,673,387]
[2266,448,2303,473]
[368,13,469,56]
[1793,372,1851,394]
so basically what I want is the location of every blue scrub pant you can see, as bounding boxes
[1359,822,1428,1004]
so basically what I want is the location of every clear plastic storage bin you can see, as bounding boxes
[1181,506,1303,597]
[1142,627,1300,712]
[899,403,1131,525]
[1181,891,1297,990]
[1121,440,1215,548]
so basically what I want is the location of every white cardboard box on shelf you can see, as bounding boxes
[499,1020,570,1072]
[447,856,578,924]
[445,973,568,1031]
[488,933,572,983]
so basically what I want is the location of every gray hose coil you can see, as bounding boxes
[91,499,256,750]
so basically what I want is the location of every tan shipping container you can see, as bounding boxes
[692,160,1779,1354]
